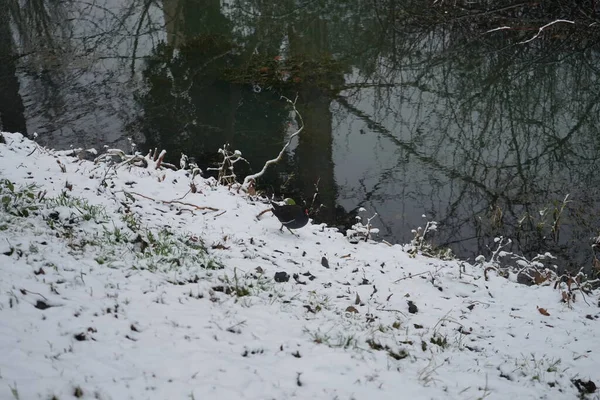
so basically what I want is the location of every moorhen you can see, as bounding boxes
[270,200,309,235]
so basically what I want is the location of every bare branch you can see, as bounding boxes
[518,19,574,44]
[483,26,512,34]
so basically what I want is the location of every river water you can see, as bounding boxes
[2,0,600,273]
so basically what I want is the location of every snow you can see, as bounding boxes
[0,132,598,400]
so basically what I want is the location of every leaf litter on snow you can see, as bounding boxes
[0,132,598,400]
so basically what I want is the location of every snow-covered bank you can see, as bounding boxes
[0,132,598,400]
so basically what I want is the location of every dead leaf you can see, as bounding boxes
[355,293,361,305]
[533,271,547,285]
[537,306,550,316]
[345,306,359,313]
[340,254,351,259]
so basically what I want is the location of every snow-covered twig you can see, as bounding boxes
[484,26,512,34]
[518,19,574,44]
[347,208,380,242]
[207,144,248,186]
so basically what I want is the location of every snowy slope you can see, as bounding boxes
[0,132,598,400]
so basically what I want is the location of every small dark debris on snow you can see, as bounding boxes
[74,332,88,341]
[345,306,359,313]
[585,314,595,320]
[388,348,409,360]
[296,373,303,387]
[130,324,140,332]
[274,271,290,283]
[572,379,596,394]
[34,300,52,310]
[243,348,264,357]
[414,323,423,329]
[292,350,301,358]
[407,300,418,314]
[498,369,513,381]
[321,256,329,268]
[360,278,370,285]
[467,304,476,311]
[34,267,45,275]
[302,271,316,280]
[73,386,84,398]
[226,326,242,334]
[303,305,316,313]
[212,285,233,295]
[292,274,306,285]
[458,326,472,335]
[366,339,384,351]
[125,334,138,341]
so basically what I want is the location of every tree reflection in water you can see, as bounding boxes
[4,0,600,272]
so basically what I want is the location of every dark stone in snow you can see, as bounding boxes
[321,256,329,268]
[274,271,290,283]
[34,300,52,310]
[407,300,418,314]
[572,379,596,394]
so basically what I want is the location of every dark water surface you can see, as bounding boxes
[2,0,600,272]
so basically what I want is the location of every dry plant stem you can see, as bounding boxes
[393,270,433,283]
[128,191,219,211]
[242,95,304,188]
[21,288,48,301]
[256,208,273,219]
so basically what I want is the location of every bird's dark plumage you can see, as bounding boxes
[270,201,309,234]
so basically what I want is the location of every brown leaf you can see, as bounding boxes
[533,271,547,285]
[345,306,359,313]
[537,306,550,316]
[355,293,361,305]
[340,254,352,259]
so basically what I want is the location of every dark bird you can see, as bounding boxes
[270,200,309,235]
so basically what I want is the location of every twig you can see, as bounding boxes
[393,270,437,283]
[483,26,512,34]
[127,191,219,211]
[21,288,48,301]
[256,208,273,219]
[242,95,304,188]
[518,19,574,44]
[375,307,407,317]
